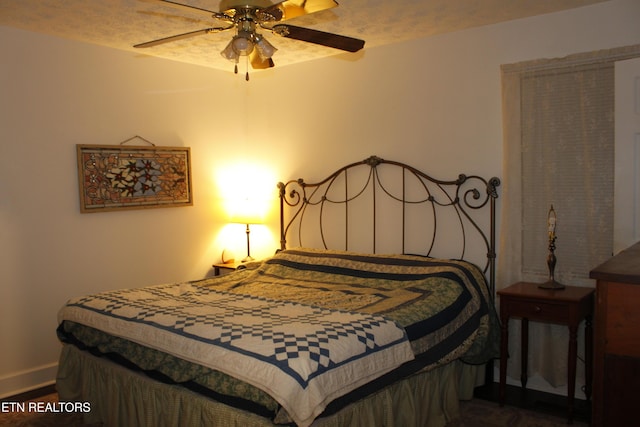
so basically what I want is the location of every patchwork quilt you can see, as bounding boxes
[58,248,499,426]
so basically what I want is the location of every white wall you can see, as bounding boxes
[1,0,638,397]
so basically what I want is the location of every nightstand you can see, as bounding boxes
[212,261,243,276]
[498,281,594,424]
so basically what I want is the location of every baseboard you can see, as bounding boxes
[0,384,57,402]
[0,363,58,400]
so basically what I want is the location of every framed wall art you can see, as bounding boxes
[77,142,193,213]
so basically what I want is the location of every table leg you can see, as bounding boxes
[584,315,593,401]
[499,315,509,405]
[521,318,529,388]
[567,323,578,424]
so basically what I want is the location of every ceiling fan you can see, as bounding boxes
[134,0,365,79]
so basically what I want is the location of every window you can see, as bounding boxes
[499,45,640,388]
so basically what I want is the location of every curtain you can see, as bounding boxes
[499,45,640,389]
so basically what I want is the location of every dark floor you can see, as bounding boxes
[474,381,591,425]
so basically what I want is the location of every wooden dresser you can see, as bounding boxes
[589,242,640,427]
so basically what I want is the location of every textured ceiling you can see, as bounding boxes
[0,0,609,72]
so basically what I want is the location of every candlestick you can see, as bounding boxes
[548,205,556,239]
[540,205,565,290]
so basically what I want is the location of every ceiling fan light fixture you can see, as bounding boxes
[231,32,254,55]
[254,36,277,60]
[221,33,256,62]
[220,39,239,62]
[136,0,364,79]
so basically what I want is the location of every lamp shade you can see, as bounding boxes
[228,197,266,225]
[231,35,254,56]
[220,39,239,61]
[255,36,277,60]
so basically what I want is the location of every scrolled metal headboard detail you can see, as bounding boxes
[277,155,500,296]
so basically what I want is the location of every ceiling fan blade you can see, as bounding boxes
[140,0,216,16]
[140,0,233,22]
[260,0,338,22]
[272,24,364,52]
[133,27,230,48]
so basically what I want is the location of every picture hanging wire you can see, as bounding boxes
[119,135,156,146]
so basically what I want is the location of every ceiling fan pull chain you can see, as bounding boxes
[234,63,238,74]
[245,55,250,81]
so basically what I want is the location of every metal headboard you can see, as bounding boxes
[277,155,500,297]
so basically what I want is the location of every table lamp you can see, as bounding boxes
[539,204,565,290]
[229,197,265,262]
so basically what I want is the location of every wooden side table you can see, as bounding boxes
[212,261,243,276]
[498,281,594,424]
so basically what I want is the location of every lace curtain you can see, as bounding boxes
[499,45,640,388]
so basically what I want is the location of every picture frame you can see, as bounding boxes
[77,144,193,213]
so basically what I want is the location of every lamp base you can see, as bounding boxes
[539,279,565,290]
[241,255,254,263]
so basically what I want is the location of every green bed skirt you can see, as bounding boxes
[56,345,484,427]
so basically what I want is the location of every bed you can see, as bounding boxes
[56,155,501,427]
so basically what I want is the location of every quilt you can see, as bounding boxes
[58,248,498,426]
